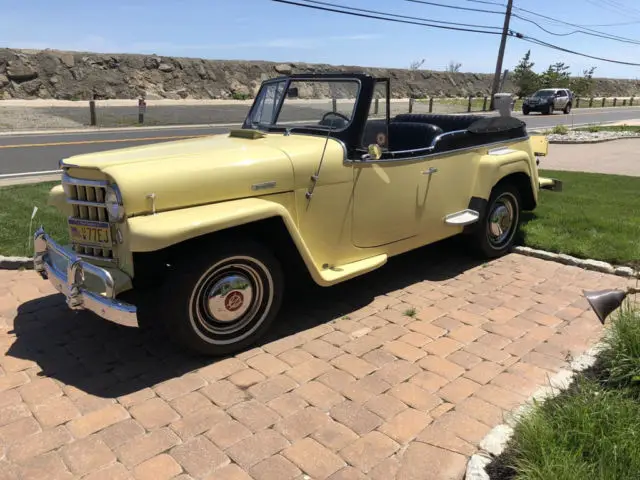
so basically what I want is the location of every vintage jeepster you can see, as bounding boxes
[34,73,561,355]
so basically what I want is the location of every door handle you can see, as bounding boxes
[421,167,438,175]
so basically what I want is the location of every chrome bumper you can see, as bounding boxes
[540,178,563,192]
[33,228,138,327]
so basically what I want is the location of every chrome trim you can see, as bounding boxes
[251,181,277,191]
[67,199,106,207]
[348,135,530,164]
[62,173,109,187]
[75,252,118,264]
[33,228,137,328]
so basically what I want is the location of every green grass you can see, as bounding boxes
[0,182,68,257]
[520,169,640,269]
[550,124,568,135]
[492,308,640,480]
[576,124,640,133]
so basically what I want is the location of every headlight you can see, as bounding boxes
[105,185,125,222]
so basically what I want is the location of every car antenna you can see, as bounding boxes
[305,122,333,201]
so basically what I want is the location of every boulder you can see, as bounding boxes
[158,62,175,73]
[6,60,38,82]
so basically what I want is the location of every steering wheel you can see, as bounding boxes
[319,111,350,128]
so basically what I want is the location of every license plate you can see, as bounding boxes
[68,218,112,247]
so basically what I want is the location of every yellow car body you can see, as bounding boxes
[35,73,560,355]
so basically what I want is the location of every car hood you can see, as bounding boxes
[61,130,342,216]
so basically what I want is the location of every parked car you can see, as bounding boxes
[522,88,573,115]
[34,73,562,355]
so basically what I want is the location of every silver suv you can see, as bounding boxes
[522,88,573,115]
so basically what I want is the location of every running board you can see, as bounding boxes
[444,209,480,226]
[319,254,388,284]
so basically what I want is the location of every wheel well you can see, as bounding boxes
[494,172,536,210]
[131,217,312,290]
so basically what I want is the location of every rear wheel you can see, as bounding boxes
[144,239,284,356]
[563,102,572,114]
[470,183,521,259]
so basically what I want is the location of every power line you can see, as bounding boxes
[404,0,505,15]
[512,5,640,44]
[270,0,504,34]
[521,36,640,67]
[292,0,503,30]
[271,0,640,67]
[511,13,640,45]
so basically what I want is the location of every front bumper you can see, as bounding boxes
[33,228,138,327]
[524,103,552,112]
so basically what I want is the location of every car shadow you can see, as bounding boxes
[6,236,488,399]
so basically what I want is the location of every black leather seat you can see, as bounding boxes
[393,114,484,133]
[387,122,443,151]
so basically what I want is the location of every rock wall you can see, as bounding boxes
[2,48,640,100]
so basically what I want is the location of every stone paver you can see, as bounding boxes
[0,250,632,479]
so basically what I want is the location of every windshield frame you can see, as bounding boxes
[245,76,363,134]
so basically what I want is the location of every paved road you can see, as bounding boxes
[1,106,640,176]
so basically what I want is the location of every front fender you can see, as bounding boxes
[126,195,325,285]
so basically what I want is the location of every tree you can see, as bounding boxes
[570,66,597,96]
[447,61,462,73]
[539,62,571,88]
[512,50,539,98]
[409,59,425,71]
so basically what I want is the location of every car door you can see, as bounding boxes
[351,157,431,247]
[555,90,568,109]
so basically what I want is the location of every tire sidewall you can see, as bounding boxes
[475,184,521,258]
[165,241,284,356]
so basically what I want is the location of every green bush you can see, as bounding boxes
[551,124,569,135]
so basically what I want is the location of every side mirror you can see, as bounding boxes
[287,87,299,99]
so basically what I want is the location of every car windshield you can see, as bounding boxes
[532,90,555,97]
[246,78,360,131]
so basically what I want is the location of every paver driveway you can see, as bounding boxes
[0,242,630,480]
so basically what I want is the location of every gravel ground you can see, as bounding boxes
[547,130,640,143]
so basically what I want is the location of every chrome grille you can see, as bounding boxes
[63,174,115,261]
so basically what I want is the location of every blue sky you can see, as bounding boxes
[2,0,640,78]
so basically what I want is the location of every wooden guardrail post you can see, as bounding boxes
[428,97,433,113]
[482,96,488,111]
[613,98,617,107]
[623,99,627,106]
[409,98,415,113]
[631,96,635,107]
[589,97,593,107]
[466,96,472,112]
[602,97,606,107]
[138,97,146,124]
[332,98,337,113]
[89,96,97,126]
[374,98,379,115]
[575,97,580,108]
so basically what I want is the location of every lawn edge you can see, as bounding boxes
[512,245,638,278]
[464,343,603,480]
[0,255,33,270]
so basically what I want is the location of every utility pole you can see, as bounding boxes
[490,0,513,110]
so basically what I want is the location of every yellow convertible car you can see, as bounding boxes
[34,73,561,355]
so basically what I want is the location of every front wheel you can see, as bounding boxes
[151,240,284,356]
[470,183,521,259]
[546,104,554,115]
[522,107,530,115]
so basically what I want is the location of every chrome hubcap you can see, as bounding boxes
[488,195,516,247]
[206,274,254,322]
[189,256,274,345]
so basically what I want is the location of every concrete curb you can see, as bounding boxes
[0,255,33,270]
[549,135,640,144]
[464,345,602,480]
[512,245,637,278]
